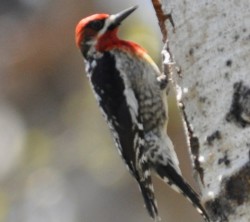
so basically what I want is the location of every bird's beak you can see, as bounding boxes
[111,6,138,27]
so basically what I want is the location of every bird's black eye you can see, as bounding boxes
[87,19,105,31]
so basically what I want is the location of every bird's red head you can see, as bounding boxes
[75,13,109,49]
[75,6,139,58]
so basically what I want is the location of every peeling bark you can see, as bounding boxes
[152,0,250,221]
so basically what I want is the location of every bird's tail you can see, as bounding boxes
[135,161,160,221]
[155,163,210,222]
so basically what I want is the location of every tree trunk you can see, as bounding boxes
[151,0,250,221]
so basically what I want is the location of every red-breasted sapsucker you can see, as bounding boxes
[75,6,209,222]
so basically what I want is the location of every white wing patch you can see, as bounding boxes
[123,87,139,124]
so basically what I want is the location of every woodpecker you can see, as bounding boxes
[75,6,209,222]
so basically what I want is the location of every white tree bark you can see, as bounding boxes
[152,0,250,221]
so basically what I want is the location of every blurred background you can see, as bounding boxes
[0,0,203,221]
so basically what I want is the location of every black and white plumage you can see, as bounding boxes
[88,51,159,218]
[76,6,210,222]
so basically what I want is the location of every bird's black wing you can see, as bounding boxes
[88,51,158,219]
